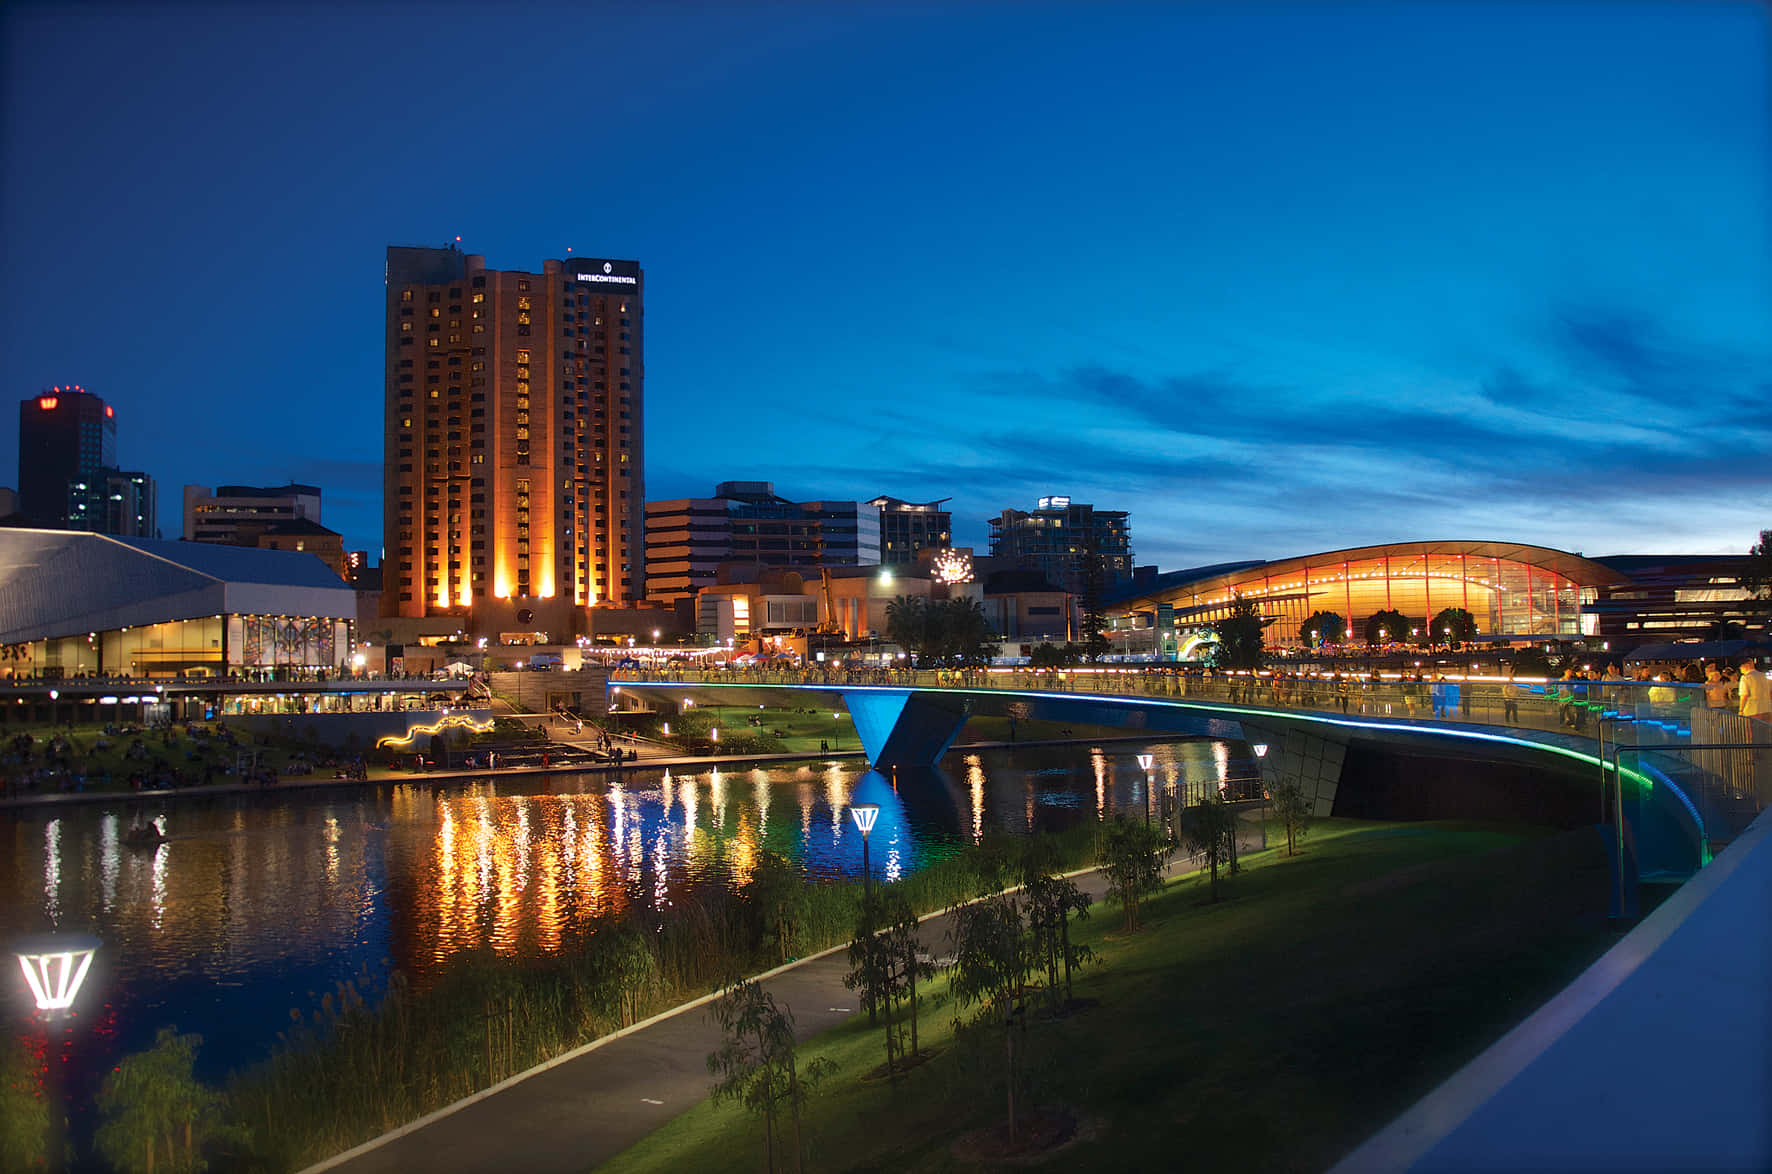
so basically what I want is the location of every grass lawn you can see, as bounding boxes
[599,818,1618,1173]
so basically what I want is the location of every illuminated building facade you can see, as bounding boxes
[17,385,115,527]
[383,245,644,635]
[0,529,355,678]
[869,496,952,565]
[645,482,882,603]
[988,496,1132,596]
[1107,540,1629,652]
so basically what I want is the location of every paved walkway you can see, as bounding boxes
[305,851,1207,1174]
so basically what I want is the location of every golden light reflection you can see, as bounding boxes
[965,754,985,842]
[728,813,760,887]
[825,770,848,839]
[1092,750,1109,819]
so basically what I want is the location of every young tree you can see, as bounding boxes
[1183,796,1239,902]
[1097,818,1169,932]
[844,891,892,1035]
[1004,701,1032,741]
[1209,595,1266,670]
[946,891,1030,1144]
[1021,842,1092,1013]
[95,1028,238,1174]
[1268,778,1313,857]
[882,891,936,1063]
[1298,610,1346,647]
[707,979,833,1174]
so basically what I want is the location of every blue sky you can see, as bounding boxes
[3,1,1767,570]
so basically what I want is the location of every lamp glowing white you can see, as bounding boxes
[14,933,100,1014]
[850,803,882,902]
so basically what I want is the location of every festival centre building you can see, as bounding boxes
[0,529,357,679]
[1105,540,1636,655]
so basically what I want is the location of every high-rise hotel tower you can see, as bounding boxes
[382,245,644,635]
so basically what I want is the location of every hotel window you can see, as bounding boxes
[401,290,413,302]
[518,280,529,292]
[472,293,484,304]
[430,307,440,318]
[401,322,412,332]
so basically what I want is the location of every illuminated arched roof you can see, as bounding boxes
[1111,540,1632,643]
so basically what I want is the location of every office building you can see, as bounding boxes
[869,496,952,565]
[17,385,115,527]
[184,483,323,543]
[645,482,882,602]
[988,496,1132,596]
[66,468,157,538]
[382,244,645,636]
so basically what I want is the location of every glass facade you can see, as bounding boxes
[1,614,350,679]
[1130,545,1607,646]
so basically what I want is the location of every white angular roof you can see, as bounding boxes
[0,529,357,644]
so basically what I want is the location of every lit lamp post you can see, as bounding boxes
[1253,742,1269,850]
[15,931,100,1172]
[1136,752,1155,825]
[850,803,881,905]
[832,712,842,752]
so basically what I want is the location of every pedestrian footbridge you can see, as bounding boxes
[611,667,1770,912]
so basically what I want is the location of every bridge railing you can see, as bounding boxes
[611,666,1722,740]
[612,666,1768,837]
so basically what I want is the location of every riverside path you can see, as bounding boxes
[307,859,1154,1174]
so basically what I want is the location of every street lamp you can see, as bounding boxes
[16,931,100,1173]
[850,803,881,905]
[1135,752,1155,825]
[1253,743,1269,849]
[15,933,99,1015]
[832,712,842,751]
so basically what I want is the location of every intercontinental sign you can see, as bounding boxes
[575,260,638,286]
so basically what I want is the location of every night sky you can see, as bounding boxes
[3,2,1767,571]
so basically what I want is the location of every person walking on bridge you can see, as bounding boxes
[1737,660,1772,721]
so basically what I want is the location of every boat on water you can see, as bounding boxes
[123,824,165,848]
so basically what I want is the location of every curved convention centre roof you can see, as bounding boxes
[0,528,357,645]
[1110,540,1633,644]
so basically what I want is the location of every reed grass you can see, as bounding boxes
[223,824,1101,1171]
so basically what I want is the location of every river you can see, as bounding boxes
[1,738,1246,1094]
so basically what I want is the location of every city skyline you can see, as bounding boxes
[3,2,1767,571]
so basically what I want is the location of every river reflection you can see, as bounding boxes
[1,739,1243,1081]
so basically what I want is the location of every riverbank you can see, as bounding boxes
[597,820,1619,1174]
[0,732,1185,811]
[306,819,1619,1174]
